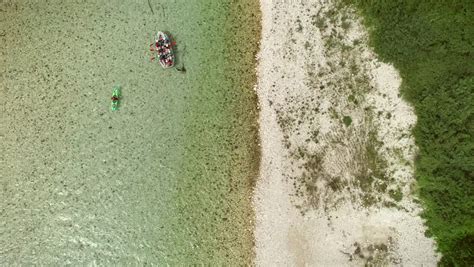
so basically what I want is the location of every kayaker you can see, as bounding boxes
[111,96,119,101]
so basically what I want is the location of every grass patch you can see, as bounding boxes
[348,94,357,104]
[328,176,345,192]
[313,16,326,29]
[343,115,352,126]
[296,18,303,32]
[352,126,389,208]
[348,0,474,264]
[388,187,403,202]
[341,20,351,31]
[362,193,377,207]
[365,130,388,181]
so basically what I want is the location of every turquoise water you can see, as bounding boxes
[1,0,260,264]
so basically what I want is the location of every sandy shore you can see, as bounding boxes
[253,0,439,265]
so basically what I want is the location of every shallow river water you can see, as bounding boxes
[1,0,260,264]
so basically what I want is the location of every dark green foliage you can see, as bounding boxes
[348,0,474,265]
[343,115,353,126]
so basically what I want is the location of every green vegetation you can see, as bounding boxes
[354,127,391,208]
[389,187,403,202]
[347,1,474,265]
[343,115,353,126]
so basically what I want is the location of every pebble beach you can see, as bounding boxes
[253,0,439,265]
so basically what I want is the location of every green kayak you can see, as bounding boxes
[111,85,121,111]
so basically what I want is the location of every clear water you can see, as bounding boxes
[1,0,260,264]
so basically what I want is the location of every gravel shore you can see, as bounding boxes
[253,1,439,265]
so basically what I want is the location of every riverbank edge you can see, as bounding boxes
[216,0,262,264]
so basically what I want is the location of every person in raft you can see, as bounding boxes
[149,34,176,63]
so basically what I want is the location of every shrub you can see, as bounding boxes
[348,1,474,265]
